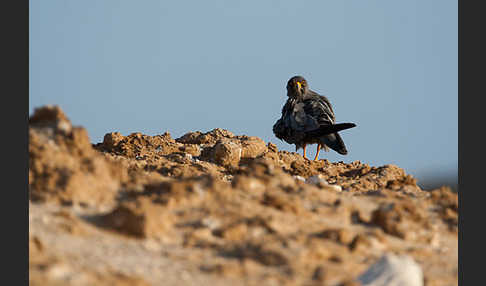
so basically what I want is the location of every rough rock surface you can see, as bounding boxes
[29,106,458,286]
[29,106,123,207]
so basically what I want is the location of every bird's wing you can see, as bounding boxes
[279,96,329,133]
[273,98,313,144]
[273,94,343,143]
[318,94,336,121]
[300,93,336,129]
[287,100,321,132]
[273,99,295,141]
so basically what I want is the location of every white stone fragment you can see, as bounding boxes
[305,174,342,192]
[306,175,327,185]
[293,175,306,182]
[357,253,423,286]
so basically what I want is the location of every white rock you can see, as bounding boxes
[306,175,342,192]
[306,175,327,185]
[357,253,423,286]
[327,184,342,192]
[293,175,306,182]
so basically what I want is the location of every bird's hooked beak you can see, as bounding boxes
[296,81,303,94]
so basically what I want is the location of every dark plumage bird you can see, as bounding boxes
[273,76,356,161]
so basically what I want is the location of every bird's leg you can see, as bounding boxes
[313,144,321,161]
[303,144,308,159]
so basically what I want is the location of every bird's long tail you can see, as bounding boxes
[320,132,348,155]
[304,123,356,138]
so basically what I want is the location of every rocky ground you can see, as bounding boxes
[29,106,458,286]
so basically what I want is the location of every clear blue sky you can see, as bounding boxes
[29,0,457,184]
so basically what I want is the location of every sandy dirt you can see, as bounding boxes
[29,105,457,286]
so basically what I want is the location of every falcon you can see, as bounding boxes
[273,76,356,161]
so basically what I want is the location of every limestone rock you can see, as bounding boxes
[213,139,242,167]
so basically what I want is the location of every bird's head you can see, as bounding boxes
[286,76,309,98]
